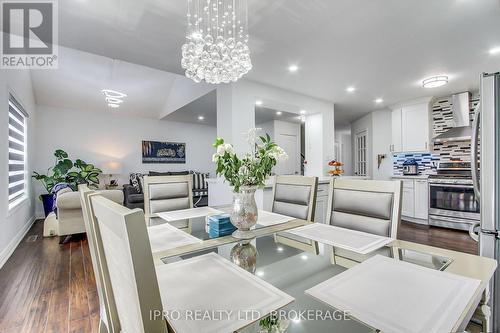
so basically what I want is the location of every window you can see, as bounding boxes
[355,130,367,176]
[8,94,28,209]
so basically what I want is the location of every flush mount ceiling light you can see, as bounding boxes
[288,64,299,72]
[181,0,252,84]
[255,100,263,106]
[489,46,500,55]
[346,86,356,93]
[375,98,384,104]
[422,76,448,88]
[102,89,127,108]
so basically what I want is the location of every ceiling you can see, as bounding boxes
[31,47,181,117]
[55,0,500,124]
[163,94,305,127]
[163,90,217,126]
[255,107,304,125]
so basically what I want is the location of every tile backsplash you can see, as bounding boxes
[431,93,479,162]
[392,93,479,175]
[393,153,439,175]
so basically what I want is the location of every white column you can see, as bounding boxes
[216,83,256,154]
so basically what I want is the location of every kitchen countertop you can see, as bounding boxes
[392,175,431,179]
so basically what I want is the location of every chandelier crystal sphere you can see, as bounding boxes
[181,0,252,84]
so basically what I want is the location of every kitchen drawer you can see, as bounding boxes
[401,179,414,189]
[317,183,329,197]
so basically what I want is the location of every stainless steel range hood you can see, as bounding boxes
[433,92,472,143]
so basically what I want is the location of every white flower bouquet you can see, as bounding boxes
[212,128,288,193]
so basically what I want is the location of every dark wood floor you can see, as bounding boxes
[0,219,478,333]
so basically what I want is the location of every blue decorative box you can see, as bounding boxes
[208,214,236,238]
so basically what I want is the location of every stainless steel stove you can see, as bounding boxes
[428,162,480,231]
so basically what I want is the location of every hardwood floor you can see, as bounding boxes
[0,218,478,332]
[0,221,98,333]
[398,220,478,255]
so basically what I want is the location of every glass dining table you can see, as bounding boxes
[152,206,492,333]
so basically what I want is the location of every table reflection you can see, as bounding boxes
[230,240,258,273]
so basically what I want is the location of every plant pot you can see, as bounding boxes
[40,193,54,217]
[230,186,258,239]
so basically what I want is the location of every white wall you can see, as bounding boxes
[34,106,216,216]
[0,69,37,268]
[256,120,274,140]
[371,110,392,180]
[228,80,335,176]
[334,125,352,176]
[256,120,301,175]
[350,109,393,180]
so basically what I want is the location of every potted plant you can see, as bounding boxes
[212,129,288,239]
[32,150,102,217]
[32,150,73,217]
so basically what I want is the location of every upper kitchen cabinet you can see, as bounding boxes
[390,97,433,153]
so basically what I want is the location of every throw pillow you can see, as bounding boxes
[192,172,209,190]
[129,173,144,193]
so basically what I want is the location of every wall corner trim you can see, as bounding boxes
[0,216,36,269]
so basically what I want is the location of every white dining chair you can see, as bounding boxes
[325,178,402,266]
[143,175,193,232]
[79,185,200,332]
[272,175,319,254]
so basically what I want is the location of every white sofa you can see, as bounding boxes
[52,188,124,237]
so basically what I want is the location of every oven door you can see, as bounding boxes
[429,183,480,220]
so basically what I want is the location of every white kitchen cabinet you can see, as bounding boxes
[414,179,429,219]
[314,183,329,224]
[390,100,431,153]
[401,104,430,152]
[396,177,429,224]
[402,187,415,218]
[391,108,402,152]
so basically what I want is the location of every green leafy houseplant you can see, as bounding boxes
[212,129,288,193]
[32,149,103,193]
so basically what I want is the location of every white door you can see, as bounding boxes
[276,134,299,175]
[355,130,368,176]
[414,180,429,220]
[401,104,429,152]
[391,108,402,152]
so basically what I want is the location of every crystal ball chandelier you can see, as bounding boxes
[181,0,252,84]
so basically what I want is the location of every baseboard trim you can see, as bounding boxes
[0,216,36,269]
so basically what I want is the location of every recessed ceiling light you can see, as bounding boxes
[346,86,356,93]
[255,100,263,106]
[198,115,205,121]
[375,98,384,104]
[301,254,308,260]
[489,47,500,55]
[300,110,306,114]
[277,246,284,252]
[422,75,448,88]
[288,64,299,72]
[276,111,282,116]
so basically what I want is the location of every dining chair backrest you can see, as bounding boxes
[271,175,318,221]
[91,194,168,333]
[326,178,402,238]
[79,185,121,333]
[143,175,193,226]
